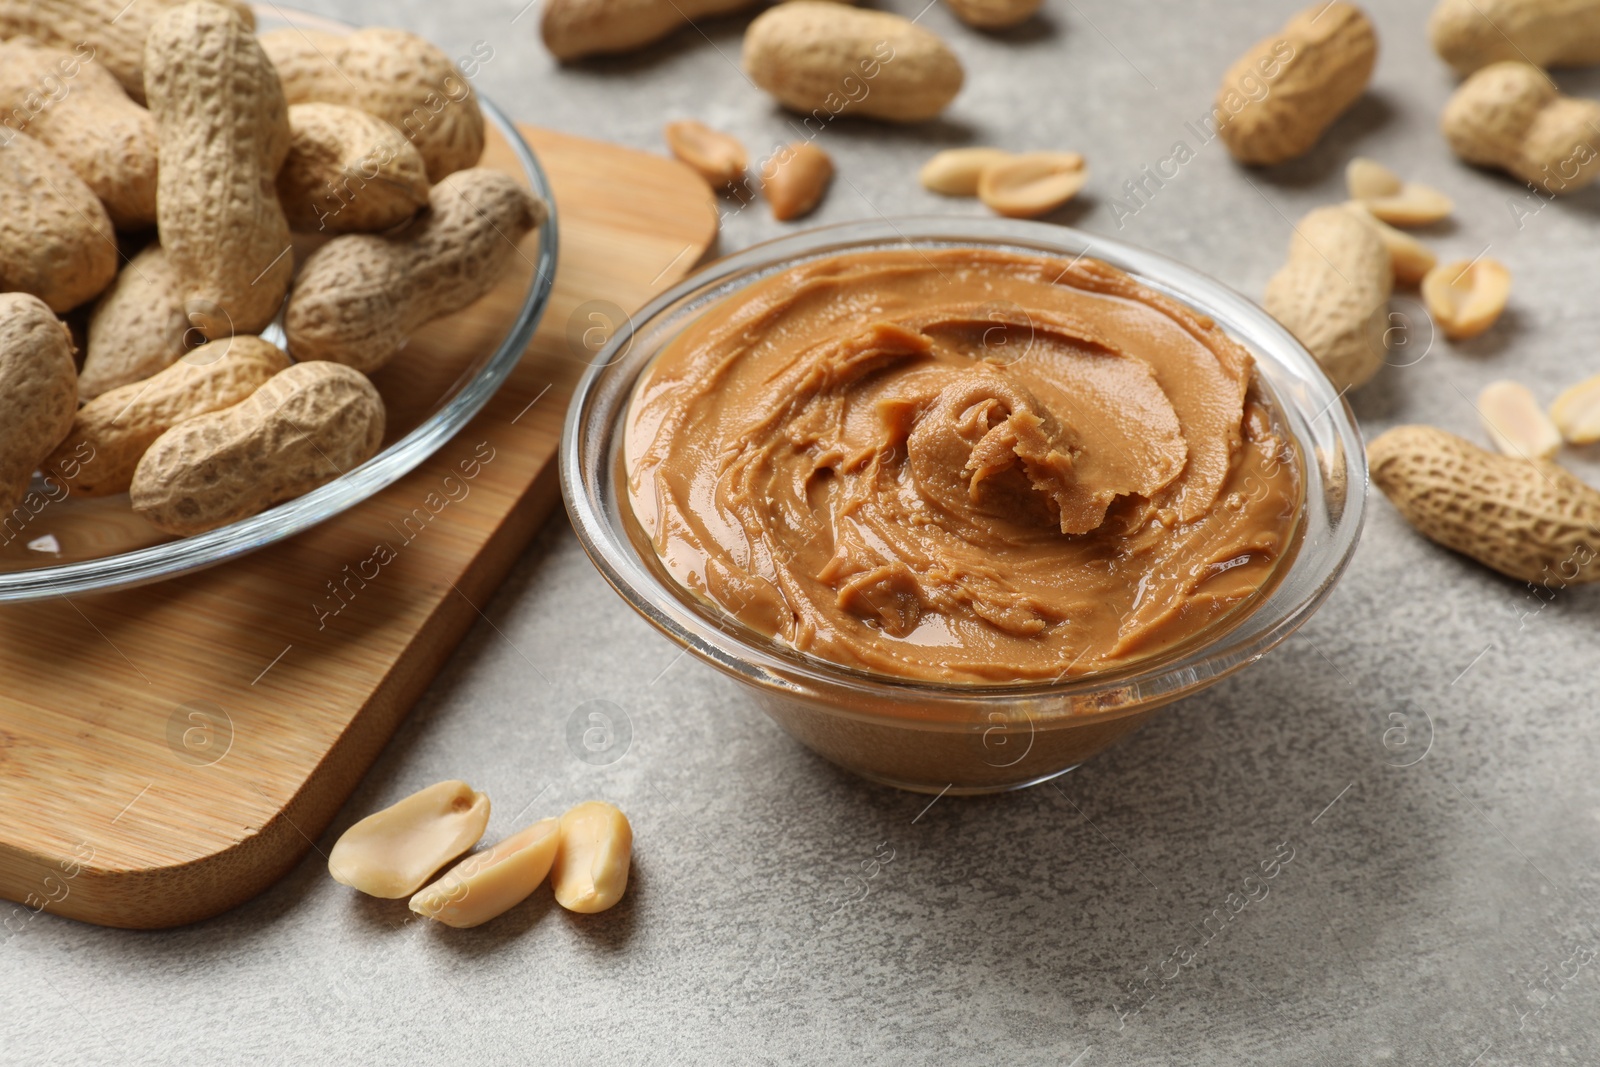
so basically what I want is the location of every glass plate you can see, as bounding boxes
[0,6,558,603]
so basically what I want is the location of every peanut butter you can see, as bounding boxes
[625,248,1302,684]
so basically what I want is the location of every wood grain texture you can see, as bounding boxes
[0,125,717,930]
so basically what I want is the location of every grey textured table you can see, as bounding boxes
[7,1,1600,1064]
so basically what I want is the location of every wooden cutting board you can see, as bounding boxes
[0,125,717,931]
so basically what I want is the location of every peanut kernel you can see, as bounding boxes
[919,147,1012,196]
[976,152,1087,219]
[550,801,633,914]
[664,120,748,186]
[1478,380,1560,460]
[1551,373,1600,446]
[1422,257,1511,340]
[761,142,833,222]
[328,780,491,899]
[1346,157,1454,226]
[410,816,561,928]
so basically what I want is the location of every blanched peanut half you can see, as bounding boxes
[1345,157,1453,226]
[1365,185,1454,227]
[1422,258,1511,340]
[410,817,560,928]
[1478,380,1560,460]
[550,801,632,914]
[664,120,748,186]
[1346,157,1402,199]
[919,147,1012,196]
[977,152,1088,219]
[329,780,491,898]
[761,142,833,222]
[1551,374,1600,446]
[1344,202,1437,285]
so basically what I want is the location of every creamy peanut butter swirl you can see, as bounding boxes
[626,249,1302,684]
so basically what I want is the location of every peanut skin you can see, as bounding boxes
[0,37,159,229]
[0,130,118,312]
[81,244,192,400]
[260,28,485,183]
[130,361,387,536]
[278,103,431,234]
[0,294,78,515]
[46,336,290,498]
[285,168,547,372]
[145,1,293,340]
[0,0,255,104]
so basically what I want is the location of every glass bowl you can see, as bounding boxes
[0,5,558,603]
[562,218,1365,794]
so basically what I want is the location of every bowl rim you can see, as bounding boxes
[562,217,1367,726]
[0,52,559,603]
